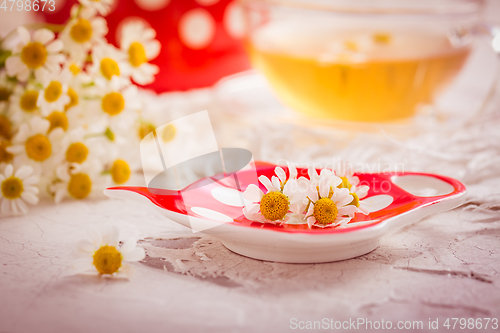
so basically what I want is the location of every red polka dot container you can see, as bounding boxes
[40,0,251,92]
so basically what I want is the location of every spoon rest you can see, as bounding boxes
[104,161,466,263]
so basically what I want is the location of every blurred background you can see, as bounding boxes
[2,0,497,94]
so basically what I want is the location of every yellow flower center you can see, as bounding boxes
[100,58,120,80]
[66,142,88,163]
[0,87,11,102]
[44,81,63,103]
[102,92,124,116]
[337,176,352,190]
[259,191,289,221]
[1,176,23,200]
[373,33,391,44]
[349,192,360,207]
[0,115,11,140]
[161,124,176,142]
[20,90,39,112]
[313,197,338,226]
[70,18,93,43]
[0,140,13,163]
[110,159,131,185]
[25,133,52,161]
[138,122,156,140]
[46,111,69,132]
[69,64,80,75]
[64,88,79,111]
[93,245,122,275]
[21,42,47,69]
[68,173,92,199]
[128,42,147,67]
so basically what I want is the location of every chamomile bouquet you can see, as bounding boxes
[0,0,161,215]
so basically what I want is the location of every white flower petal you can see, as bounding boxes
[1,198,10,214]
[88,227,103,247]
[329,175,342,188]
[243,203,259,215]
[17,26,31,45]
[275,167,286,184]
[306,216,316,228]
[10,200,19,215]
[287,161,297,179]
[33,29,55,45]
[119,238,137,255]
[319,180,330,199]
[45,39,63,53]
[258,175,274,192]
[23,176,39,186]
[14,165,33,179]
[338,205,357,217]
[103,225,120,246]
[122,246,145,262]
[271,176,281,191]
[5,56,23,76]
[4,164,13,178]
[336,194,354,207]
[18,66,30,82]
[72,258,95,274]
[21,191,38,205]
[243,184,263,202]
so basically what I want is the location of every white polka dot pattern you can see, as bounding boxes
[178,8,216,50]
[191,207,234,222]
[211,187,247,207]
[134,0,170,11]
[360,195,394,213]
[195,0,220,6]
[223,2,246,38]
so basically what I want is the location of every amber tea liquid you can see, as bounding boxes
[249,25,471,122]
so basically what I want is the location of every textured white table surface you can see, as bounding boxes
[1,176,500,333]
[2,3,500,330]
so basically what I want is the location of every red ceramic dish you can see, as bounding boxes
[105,161,466,262]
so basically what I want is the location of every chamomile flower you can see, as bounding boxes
[8,85,42,127]
[37,67,71,116]
[103,140,139,185]
[50,158,109,203]
[51,130,105,183]
[0,140,14,165]
[87,43,128,84]
[7,116,64,173]
[348,183,370,215]
[0,114,12,140]
[77,0,114,16]
[243,174,302,223]
[92,77,140,132]
[60,6,108,63]
[274,162,309,213]
[5,27,64,82]
[305,178,357,228]
[0,72,14,111]
[120,21,160,85]
[335,161,360,188]
[308,166,336,187]
[108,158,132,185]
[0,164,39,216]
[73,225,146,278]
